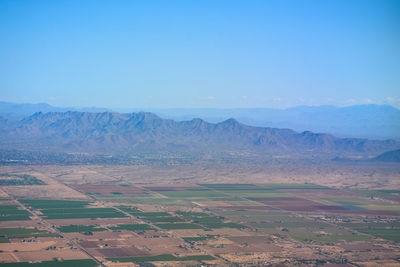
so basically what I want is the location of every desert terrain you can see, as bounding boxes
[0,162,399,266]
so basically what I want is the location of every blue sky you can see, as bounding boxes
[0,0,399,108]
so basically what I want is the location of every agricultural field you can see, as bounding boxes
[0,174,45,186]
[0,169,399,266]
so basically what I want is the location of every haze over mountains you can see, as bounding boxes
[0,110,398,161]
[149,105,400,140]
[0,101,109,118]
[1,101,399,140]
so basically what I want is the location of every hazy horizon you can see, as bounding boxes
[1,100,400,112]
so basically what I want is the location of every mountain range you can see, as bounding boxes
[0,111,398,159]
[0,101,108,118]
[1,101,399,140]
[139,105,400,140]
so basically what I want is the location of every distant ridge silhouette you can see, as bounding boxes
[0,111,398,156]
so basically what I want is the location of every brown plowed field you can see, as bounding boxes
[0,253,18,263]
[79,239,129,249]
[0,200,18,205]
[227,236,274,244]
[14,249,90,262]
[144,245,188,255]
[0,241,57,252]
[96,247,149,257]
[0,220,38,228]
[120,237,183,247]
[9,237,68,247]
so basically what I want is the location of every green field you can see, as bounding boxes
[0,236,10,242]
[355,228,400,242]
[41,207,117,214]
[18,200,127,219]
[0,205,31,221]
[349,189,400,198]
[42,211,126,219]
[144,216,185,223]
[340,221,400,242]
[40,206,127,219]
[0,227,59,239]
[0,214,31,221]
[20,200,92,209]
[0,205,30,214]
[109,223,154,231]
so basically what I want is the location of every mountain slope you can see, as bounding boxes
[0,111,398,157]
[372,149,400,162]
[1,101,399,140]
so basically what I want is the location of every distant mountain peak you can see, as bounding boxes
[219,118,241,126]
[0,110,397,156]
[0,101,399,140]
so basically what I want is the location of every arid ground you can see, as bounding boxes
[0,162,399,266]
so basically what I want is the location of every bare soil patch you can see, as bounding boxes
[0,200,18,205]
[14,248,90,261]
[0,240,57,252]
[0,220,38,228]
[96,247,149,257]
[0,253,18,263]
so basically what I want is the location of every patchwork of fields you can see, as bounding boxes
[0,173,399,266]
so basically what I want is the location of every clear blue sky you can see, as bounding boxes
[0,0,399,108]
